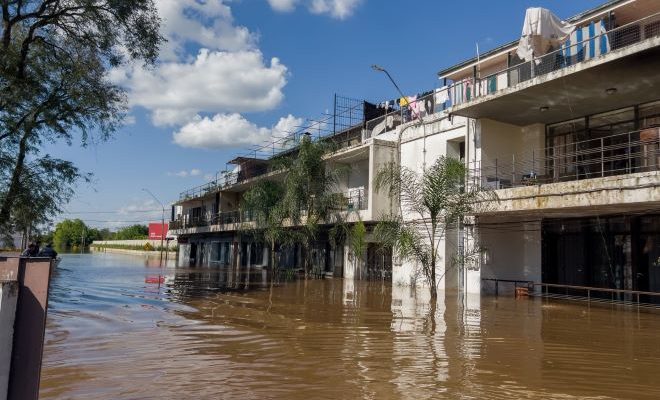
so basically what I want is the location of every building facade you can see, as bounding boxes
[170,0,660,299]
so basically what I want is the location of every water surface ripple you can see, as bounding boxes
[40,253,660,399]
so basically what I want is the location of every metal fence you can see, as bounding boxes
[340,189,368,211]
[469,128,660,189]
[447,12,660,108]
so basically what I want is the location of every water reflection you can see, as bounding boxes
[40,253,660,399]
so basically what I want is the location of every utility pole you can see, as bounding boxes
[143,188,166,266]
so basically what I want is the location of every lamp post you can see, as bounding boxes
[142,188,165,266]
[371,65,408,102]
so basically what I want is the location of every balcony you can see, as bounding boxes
[471,128,659,189]
[169,210,251,231]
[338,189,368,212]
[442,12,660,126]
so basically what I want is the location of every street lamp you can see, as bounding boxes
[371,64,408,102]
[142,188,165,266]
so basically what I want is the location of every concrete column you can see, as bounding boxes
[523,221,543,283]
[465,223,481,295]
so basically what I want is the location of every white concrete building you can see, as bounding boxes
[170,0,660,301]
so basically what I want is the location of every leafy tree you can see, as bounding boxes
[374,156,495,300]
[0,1,162,229]
[52,218,99,248]
[113,224,148,240]
[1,155,87,245]
[278,135,345,275]
[240,180,286,276]
[97,228,113,241]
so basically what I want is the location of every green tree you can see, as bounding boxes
[1,155,87,245]
[278,136,345,276]
[240,180,286,276]
[0,1,162,229]
[53,218,98,249]
[114,224,148,240]
[374,156,495,301]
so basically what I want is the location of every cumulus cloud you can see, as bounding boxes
[123,49,288,126]
[267,0,362,19]
[267,0,299,12]
[173,113,303,149]
[309,0,363,19]
[167,169,204,178]
[156,0,256,61]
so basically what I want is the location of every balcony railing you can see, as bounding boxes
[169,210,251,230]
[443,12,660,109]
[469,128,660,189]
[339,189,368,211]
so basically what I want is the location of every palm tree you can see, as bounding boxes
[278,135,345,276]
[240,180,286,277]
[374,156,494,300]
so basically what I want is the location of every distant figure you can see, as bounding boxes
[21,242,37,257]
[38,243,58,259]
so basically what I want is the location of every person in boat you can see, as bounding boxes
[38,243,58,259]
[21,242,37,257]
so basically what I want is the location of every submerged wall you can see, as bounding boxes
[0,281,18,400]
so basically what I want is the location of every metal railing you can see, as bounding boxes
[469,128,660,189]
[446,12,660,108]
[169,210,251,230]
[363,91,440,139]
[339,189,368,211]
[178,172,239,201]
[482,278,534,296]
[533,282,660,307]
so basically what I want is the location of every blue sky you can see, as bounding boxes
[52,0,604,229]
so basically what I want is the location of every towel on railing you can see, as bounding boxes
[562,19,610,65]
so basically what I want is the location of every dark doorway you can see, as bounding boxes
[542,215,660,300]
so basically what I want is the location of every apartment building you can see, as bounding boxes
[431,0,660,296]
[169,96,399,280]
[170,0,660,299]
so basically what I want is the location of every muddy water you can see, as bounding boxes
[40,253,660,399]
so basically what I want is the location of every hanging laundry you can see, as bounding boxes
[407,95,419,119]
[434,87,449,105]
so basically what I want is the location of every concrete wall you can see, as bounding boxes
[91,239,178,249]
[485,171,660,215]
[391,114,469,290]
[369,140,397,220]
[0,281,18,400]
[478,219,542,294]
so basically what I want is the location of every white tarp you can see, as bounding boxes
[516,7,573,62]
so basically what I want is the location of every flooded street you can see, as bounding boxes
[40,253,660,399]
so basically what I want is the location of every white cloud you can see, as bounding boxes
[267,0,362,19]
[167,169,204,178]
[124,49,288,126]
[267,0,299,12]
[124,114,136,125]
[309,0,362,19]
[272,114,303,136]
[156,0,256,61]
[173,113,303,149]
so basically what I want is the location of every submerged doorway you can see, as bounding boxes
[542,215,660,297]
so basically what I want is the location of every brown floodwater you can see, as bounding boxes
[40,253,660,399]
